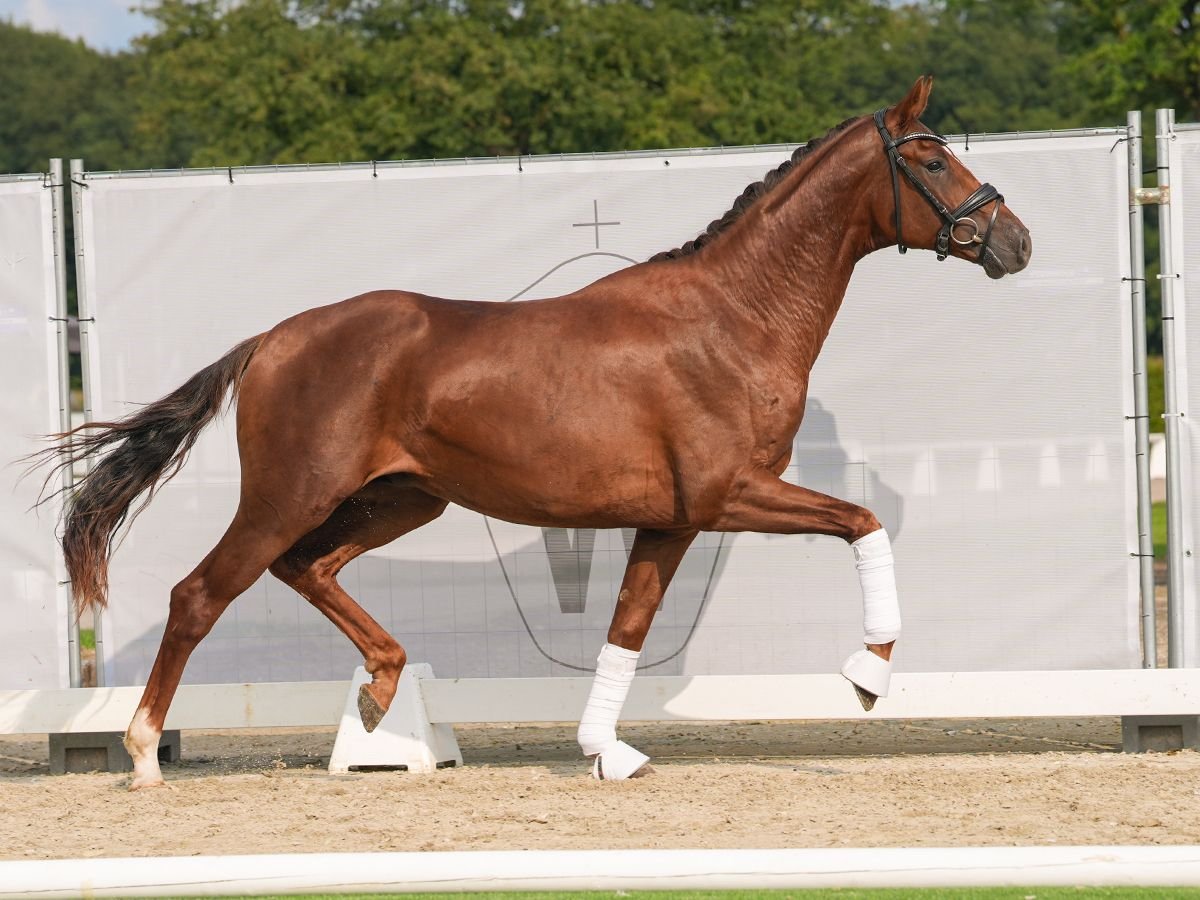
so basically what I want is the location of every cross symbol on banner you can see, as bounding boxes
[572,200,621,249]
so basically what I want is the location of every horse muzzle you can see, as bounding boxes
[979,223,1032,279]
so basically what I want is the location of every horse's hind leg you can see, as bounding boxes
[269,483,448,732]
[125,502,337,790]
[578,528,696,780]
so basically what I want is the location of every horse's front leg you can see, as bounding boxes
[711,469,900,710]
[579,528,697,780]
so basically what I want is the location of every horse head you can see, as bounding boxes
[875,76,1031,279]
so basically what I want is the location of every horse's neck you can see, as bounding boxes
[699,139,876,377]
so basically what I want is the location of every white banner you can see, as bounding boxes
[1170,123,1200,665]
[0,174,69,689]
[78,132,1137,685]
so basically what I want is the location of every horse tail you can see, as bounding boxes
[35,334,265,616]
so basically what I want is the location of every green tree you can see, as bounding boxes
[0,21,135,172]
[892,1,1093,134]
[132,0,378,166]
[130,0,913,165]
[1060,0,1200,122]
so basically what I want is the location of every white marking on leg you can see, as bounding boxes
[125,708,165,789]
[841,528,900,704]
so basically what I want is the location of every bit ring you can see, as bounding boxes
[951,217,982,245]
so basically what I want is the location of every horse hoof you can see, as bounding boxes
[852,684,878,712]
[593,758,654,780]
[358,684,386,733]
[595,757,655,780]
[129,777,167,791]
[840,649,891,711]
[590,741,651,781]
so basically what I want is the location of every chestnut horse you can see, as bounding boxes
[40,77,1029,788]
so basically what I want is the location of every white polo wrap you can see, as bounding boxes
[852,528,901,645]
[577,642,648,780]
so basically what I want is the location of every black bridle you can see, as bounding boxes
[873,109,1003,263]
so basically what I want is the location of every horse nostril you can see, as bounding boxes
[1012,229,1032,268]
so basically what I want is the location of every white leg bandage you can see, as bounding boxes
[841,528,901,706]
[577,642,650,780]
[852,528,901,645]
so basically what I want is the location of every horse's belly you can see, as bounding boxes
[411,434,681,529]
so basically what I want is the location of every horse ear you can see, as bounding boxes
[891,75,934,129]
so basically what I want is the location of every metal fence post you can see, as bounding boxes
[68,158,105,687]
[1155,109,1189,667]
[50,158,82,689]
[1126,113,1158,667]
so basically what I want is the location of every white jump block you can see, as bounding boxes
[328,665,462,774]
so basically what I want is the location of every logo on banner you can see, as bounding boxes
[543,527,637,613]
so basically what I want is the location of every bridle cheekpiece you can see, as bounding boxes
[873,109,1003,263]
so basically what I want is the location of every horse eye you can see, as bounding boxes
[925,160,946,173]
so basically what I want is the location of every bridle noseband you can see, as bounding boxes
[873,109,1003,263]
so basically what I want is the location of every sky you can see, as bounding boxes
[0,0,153,51]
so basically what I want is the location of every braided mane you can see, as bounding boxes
[649,116,860,262]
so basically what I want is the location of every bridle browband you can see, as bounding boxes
[873,109,1003,263]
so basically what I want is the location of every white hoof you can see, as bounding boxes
[841,649,892,698]
[129,773,168,791]
[590,741,650,781]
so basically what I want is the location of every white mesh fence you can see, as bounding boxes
[76,133,1138,686]
[0,175,69,689]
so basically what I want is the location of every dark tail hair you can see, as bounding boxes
[31,335,264,616]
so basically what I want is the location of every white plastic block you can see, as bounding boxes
[328,664,462,774]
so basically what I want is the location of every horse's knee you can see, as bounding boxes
[606,589,655,650]
[846,507,882,543]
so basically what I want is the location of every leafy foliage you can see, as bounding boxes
[1060,0,1200,122]
[0,21,135,172]
[3,0,1193,171]
[129,0,905,165]
[0,0,1194,353]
